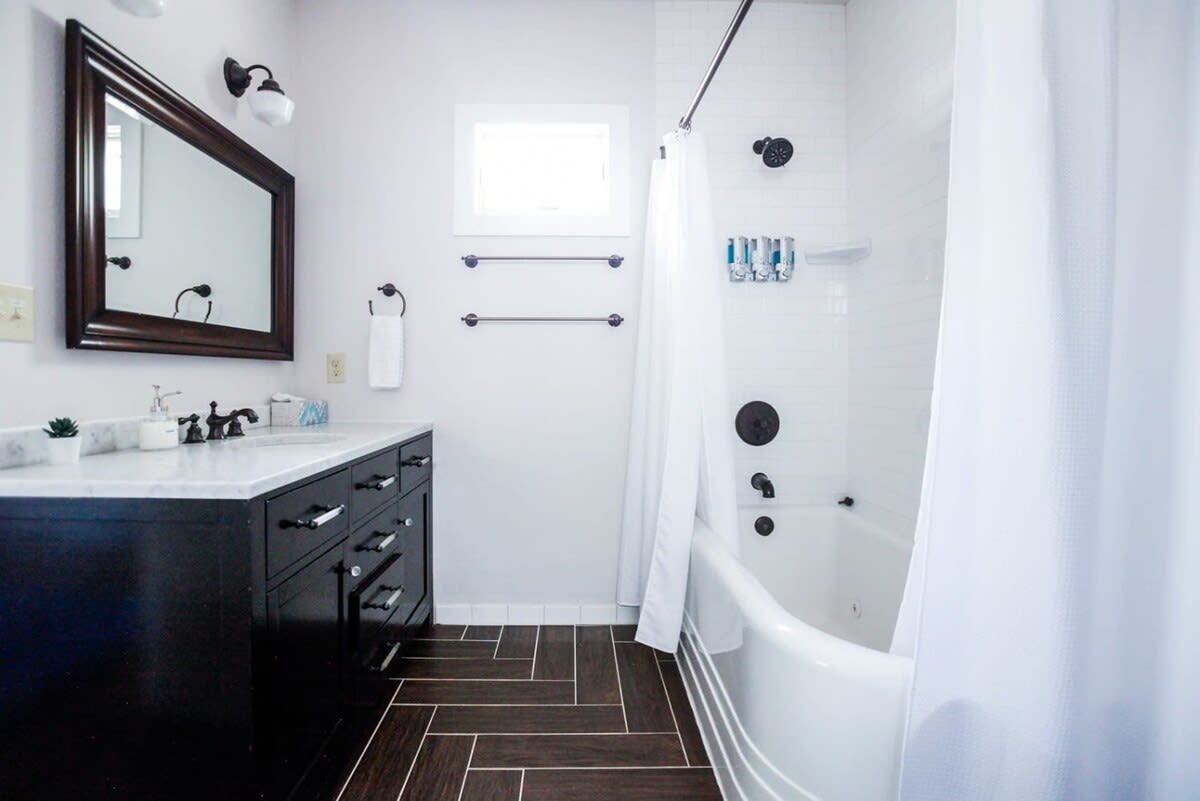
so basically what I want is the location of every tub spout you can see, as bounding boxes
[751,472,775,499]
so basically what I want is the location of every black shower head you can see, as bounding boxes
[753,137,794,168]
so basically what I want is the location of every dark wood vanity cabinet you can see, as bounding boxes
[0,434,432,801]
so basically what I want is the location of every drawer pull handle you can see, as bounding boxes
[290,504,346,529]
[373,533,397,552]
[365,585,404,610]
[359,475,396,491]
[371,641,401,673]
[402,455,431,468]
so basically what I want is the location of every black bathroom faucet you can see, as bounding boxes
[751,472,775,499]
[206,401,260,440]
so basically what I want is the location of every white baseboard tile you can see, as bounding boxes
[470,604,509,626]
[543,605,581,625]
[434,604,472,625]
[579,604,618,624]
[434,603,640,626]
[507,605,544,625]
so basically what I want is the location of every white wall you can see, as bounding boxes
[290,0,655,623]
[0,0,295,426]
[655,0,850,509]
[845,0,956,539]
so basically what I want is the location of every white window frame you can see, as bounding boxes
[453,104,630,237]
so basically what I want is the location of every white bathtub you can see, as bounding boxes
[679,506,914,801]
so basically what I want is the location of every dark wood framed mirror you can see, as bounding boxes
[65,20,294,360]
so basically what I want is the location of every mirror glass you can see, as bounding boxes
[102,93,273,332]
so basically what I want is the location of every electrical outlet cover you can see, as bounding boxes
[0,284,35,343]
[326,353,347,383]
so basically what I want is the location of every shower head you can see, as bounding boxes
[753,137,793,168]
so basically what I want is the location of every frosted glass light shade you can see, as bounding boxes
[112,0,167,17]
[248,89,294,127]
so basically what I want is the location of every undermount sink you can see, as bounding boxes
[229,433,346,449]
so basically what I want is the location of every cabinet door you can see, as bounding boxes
[264,538,345,792]
[401,483,429,623]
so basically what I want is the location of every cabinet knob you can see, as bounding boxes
[347,565,362,578]
[403,518,415,527]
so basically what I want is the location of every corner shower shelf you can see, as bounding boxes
[804,240,872,265]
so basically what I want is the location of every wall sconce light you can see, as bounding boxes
[112,0,167,17]
[223,58,294,127]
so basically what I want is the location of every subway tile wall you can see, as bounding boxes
[655,0,851,509]
[845,0,956,540]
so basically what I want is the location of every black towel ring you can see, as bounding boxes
[369,283,406,316]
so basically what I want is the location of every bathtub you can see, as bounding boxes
[679,506,914,801]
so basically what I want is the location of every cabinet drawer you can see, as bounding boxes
[349,554,410,650]
[265,470,350,582]
[348,501,404,581]
[350,448,400,523]
[399,435,433,494]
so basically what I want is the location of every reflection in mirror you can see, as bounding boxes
[103,92,273,332]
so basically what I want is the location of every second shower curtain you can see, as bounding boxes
[617,131,739,653]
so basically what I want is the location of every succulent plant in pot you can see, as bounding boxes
[44,417,82,465]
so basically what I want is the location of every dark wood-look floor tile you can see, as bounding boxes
[575,626,620,705]
[398,735,474,801]
[521,768,722,801]
[430,704,626,734]
[660,660,709,767]
[495,626,538,659]
[422,624,467,640]
[472,733,685,769]
[337,705,434,801]
[533,626,574,681]
[405,639,499,659]
[614,642,675,733]
[395,658,532,680]
[394,680,575,705]
[656,650,676,662]
[460,770,522,801]
[464,625,503,640]
[610,624,638,642]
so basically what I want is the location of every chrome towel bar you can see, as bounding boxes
[462,313,624,328]
[462,254,624,268]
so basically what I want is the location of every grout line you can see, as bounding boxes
[395,704,437,801]
[494,626,503,660]
[518,769,525,801]
[333,681,404,801]
[611,634,629,733]
[655,654,689,767]
[573,625,578,705]
[456,735,478,801]
[530,626,541,680]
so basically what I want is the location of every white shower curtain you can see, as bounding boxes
[894,1,1200,799]
[617,131,739,653]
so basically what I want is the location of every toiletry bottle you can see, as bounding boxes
[139,385,183,451]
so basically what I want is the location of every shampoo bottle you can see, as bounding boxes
[139,385,183,451]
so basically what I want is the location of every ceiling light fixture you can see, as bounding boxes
[223,58,294,127]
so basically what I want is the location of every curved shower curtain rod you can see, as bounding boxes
[660,0,755,159]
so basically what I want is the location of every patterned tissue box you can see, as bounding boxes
[270,399,329,427]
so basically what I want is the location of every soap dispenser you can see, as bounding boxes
[139,385,183,451]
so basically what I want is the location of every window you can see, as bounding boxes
[454,105,630,237]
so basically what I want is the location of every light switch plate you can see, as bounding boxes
[0,284,34,343]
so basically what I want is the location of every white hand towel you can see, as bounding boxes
[368,315,405,390]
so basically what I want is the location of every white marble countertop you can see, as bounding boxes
[0,422,432,500]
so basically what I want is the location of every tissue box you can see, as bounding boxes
[271,400,329,427]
